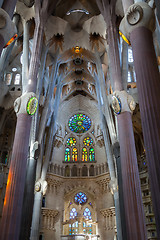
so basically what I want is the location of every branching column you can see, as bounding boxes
[96,0,147,239]
[120,2,160,237]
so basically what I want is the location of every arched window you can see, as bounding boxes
[89,165,94,176]
[65,148,70,162]
[65,137,77,162]
[82,147,88,162]
[82,165,88,176]
[14,73,21,85]
[69,208,78,235]
[83,207,92,220]
[82,137,95,162]
[128,48,133,63]
[72,165,77,176]
[70,208,77,219]
[89,148,95,162]
[72,148,78,162]
[83,208,92,234]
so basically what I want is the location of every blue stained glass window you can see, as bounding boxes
[70,208,77,219]
[74,192,87,205]
[68,114,91,133]
[83,207,92,220]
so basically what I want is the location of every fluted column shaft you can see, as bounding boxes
[118,112,147,239]
[130,26,160,238]
[0,114,31,240]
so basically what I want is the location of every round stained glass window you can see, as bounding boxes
[68,114,91,133]
[83,137,93,146]
[67,137,76,146]
[74,192,87,205]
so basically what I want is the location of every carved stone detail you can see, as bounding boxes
[96,177,110,193]
[41,208,59,231]
[112,90,136,114]
[14,92,37,115]
[35,179,48,196]
[120,2,155,41]
[100,207,116,231]
[46,176,63,193]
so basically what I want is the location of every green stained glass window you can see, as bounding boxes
[89,148,95,161]
[82,147,88,162]
[83,137,93,146]
[67,137,76,146]
[65,148,70,162]
[72,147,78,161]
[68,114,91,133]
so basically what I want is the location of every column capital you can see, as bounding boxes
[35,179,48,196]
[111,90,136,114]
[119,2,155,44]
[14,92,38,115]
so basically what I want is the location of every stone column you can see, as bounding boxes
[120,2,160,237]
[30,82,62,240]
[0,8,16,56]
[22,19,29,94]
[0,112,32,240]
[0,0,17,54]
[2,0,17,18]
[96,0,147,239]
[95,75,123,240]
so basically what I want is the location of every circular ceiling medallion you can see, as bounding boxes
[68,113,91,133]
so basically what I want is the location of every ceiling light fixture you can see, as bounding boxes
[66,9,89,16]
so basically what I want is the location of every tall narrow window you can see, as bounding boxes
[82,147,88,162]
[70,207,77,219]
[128,48,133,63]
[5,73,12,85]
[83,208,92,234]
[65,137,77,162]
[89,148,95,162]
[82,137,95,162]
[72,148,78,162]
[69,208,78,235]
[14,74,21,85]
[65,148,70,162]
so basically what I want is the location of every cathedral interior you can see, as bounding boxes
[0,0,160,240]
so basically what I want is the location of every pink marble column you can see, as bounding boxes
[118,112,147,239]
[0,114,32,240]
[130,26,160,238]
